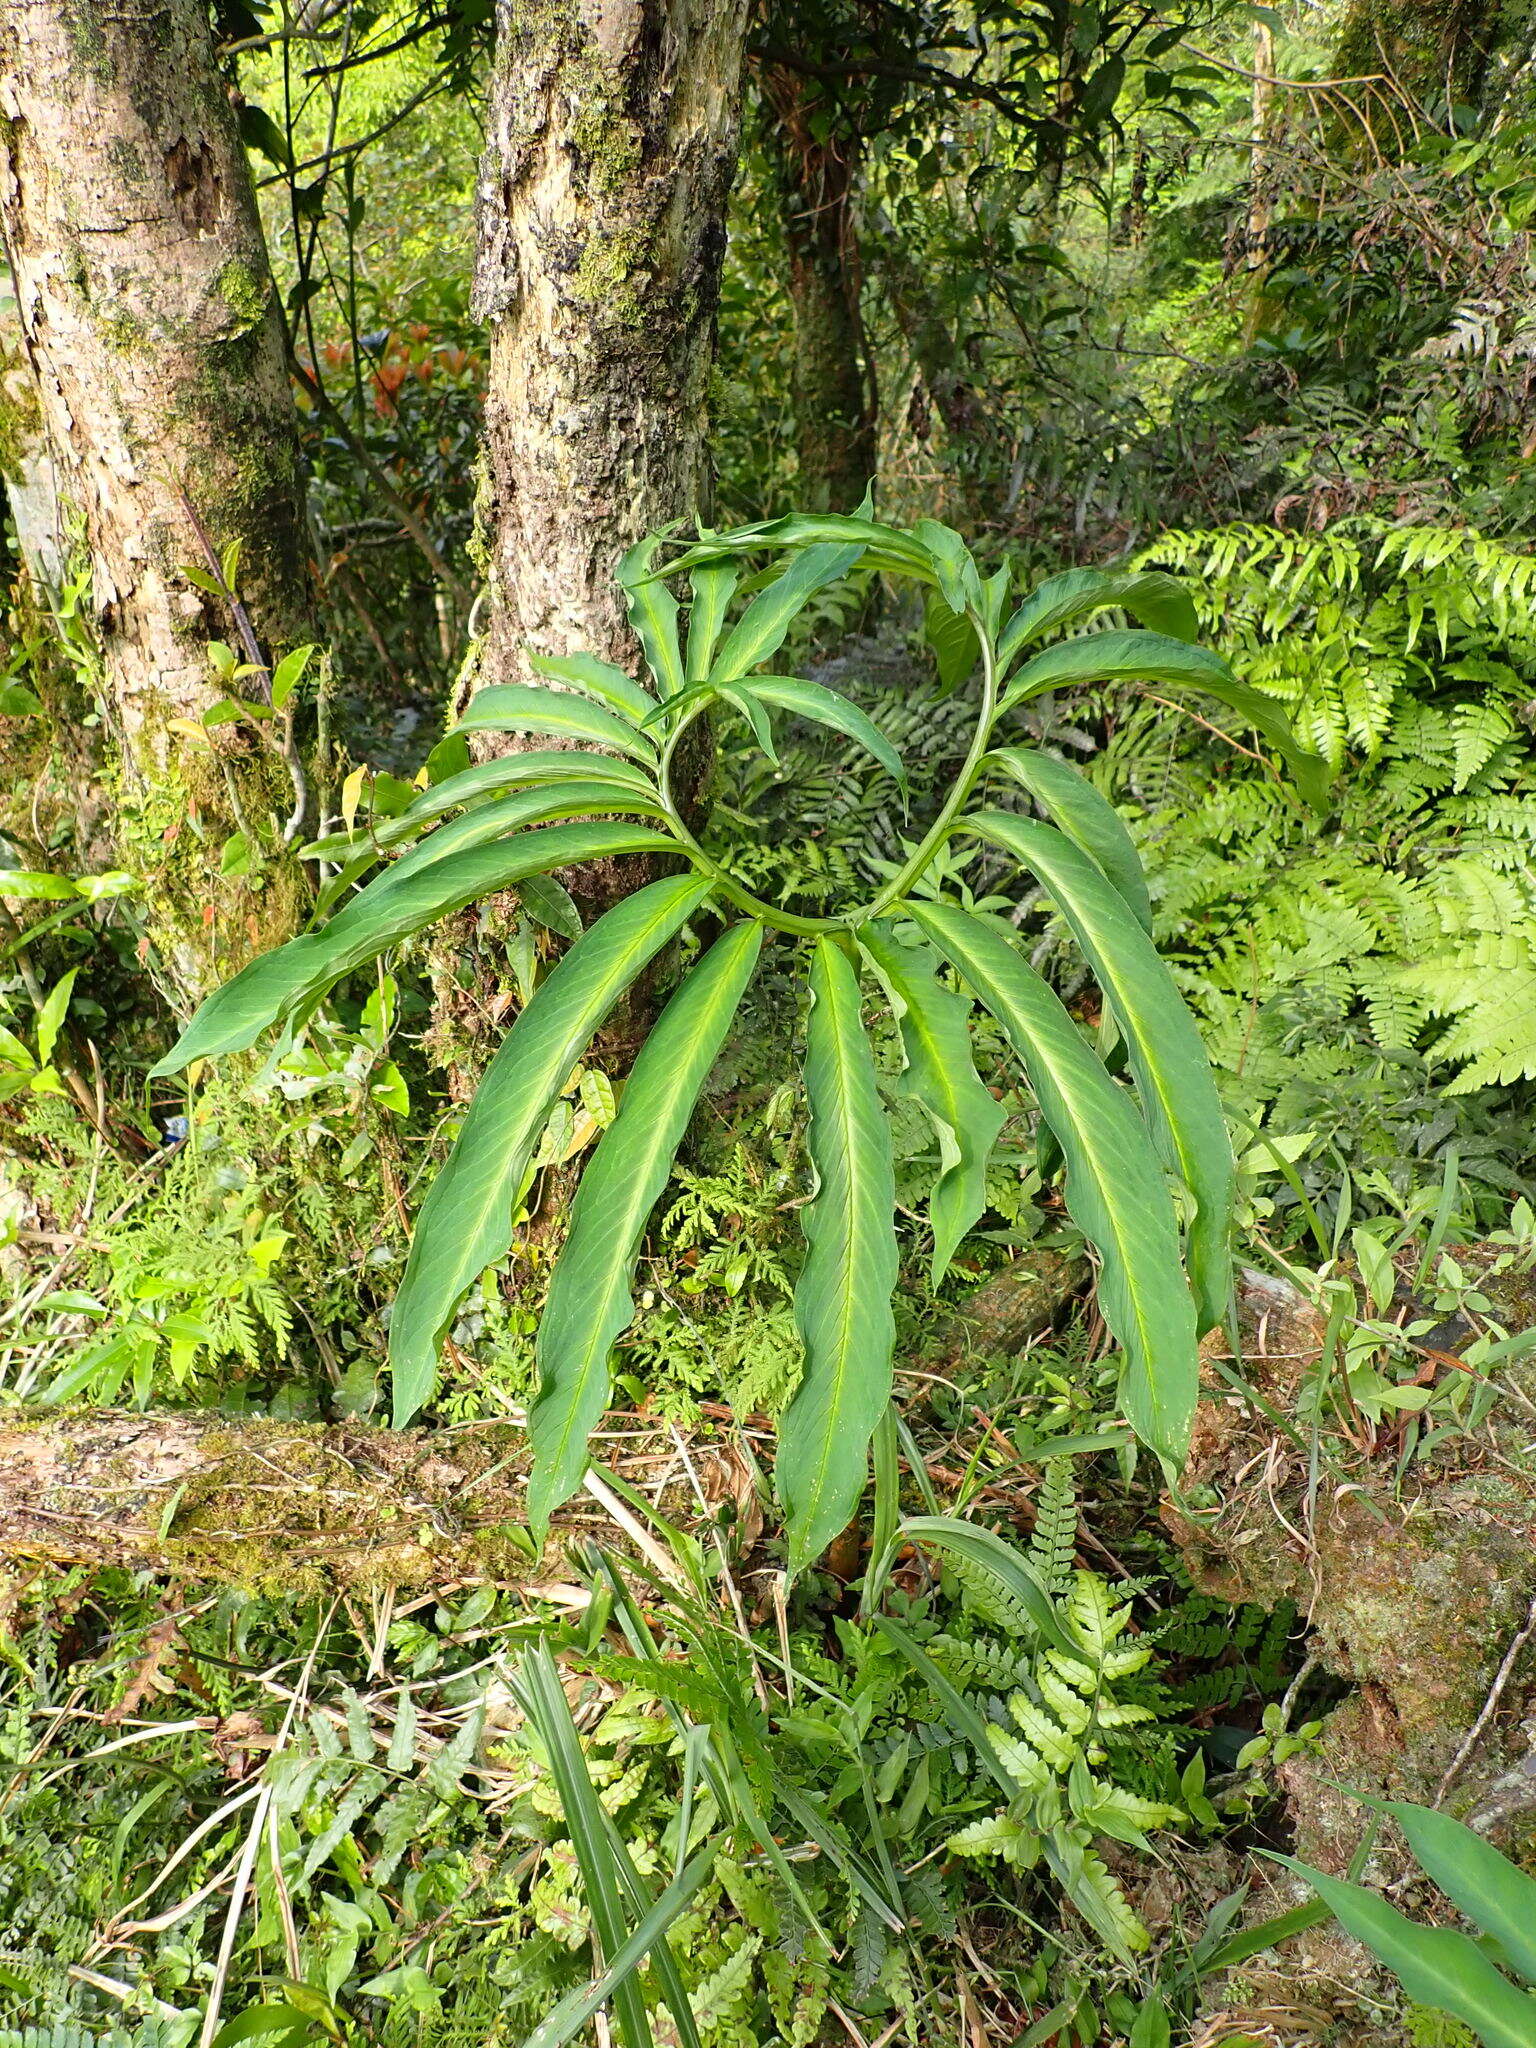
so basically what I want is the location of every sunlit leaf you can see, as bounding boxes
[452,683,657,763]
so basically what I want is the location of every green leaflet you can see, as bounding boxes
[778,939,899,1572]
[660,514,929,583]
[748,676,907,791]
[1276,1857,1536,2048]
[450,683,657,764]
[1000,628,1235,713]
[527,922,763,1536]
[710,542,866,681]
[153,823,680,1075]
[373,782,666,895]
[907,900,1198,1468]
[619,534,685,697]
[986,747,1152,934]
[912,518,983,616]
[301,751,656,861]
[858,920,1003,1285]
[389,876,712,1425]
[685,558,740,682]
[966,812,1234,1332]
[527,650,656,724]
[1376,1801,1536,1987]
[997,568,1197,670]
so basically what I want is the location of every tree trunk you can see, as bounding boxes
[1330,0,1505,141]
[0,0,319,1011]
[758,64,876,515]
[467,0,750,899]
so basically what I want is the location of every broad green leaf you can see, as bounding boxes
[778,939,898,1571]
[520,873,583,941]
[907,901,1198,1468]
[685,558,739,682]
[1377,1801,1536,1987]
[748,676,907,791]
[528,922,763,1535]
[619,534,685,698]
[527,649,655,724]
[390,876,712,1425]
[998,569,1197,670]
[859,921,1003,1284]
[309,774,664,916]
[34,966,78,1071]
[718,682,778,763]
[966,812,1233,1331]
[451,683,657,764]
[659,514,930,582]
[924,592,980,692]
[1000,628,1235,712]
[710,542,865,681]
[986,747,1153,934]
[912,518,983,615]
[0,870,77,900]
[1275,1856,1536,2048]
[269,643,315,710]
[152,823,681,1075]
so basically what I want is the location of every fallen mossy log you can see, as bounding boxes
[0,1408,751,1593]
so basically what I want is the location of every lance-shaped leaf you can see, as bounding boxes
[619,534,685,697]
[710,542,866,681]
[152,823,679,1075]
[907,900,1198,1468]
[390,875,712,1424]
[371,782,668,895]
[1273,1856,1536,2048]
[528,921,763,1535]
[859,921,1003,1284]
[747,676,907,791]
[965,811,1233,1330]
[987,747,1153,935]
[685,557,739,682]
[659,514,930,583]
[301,751,658,863]
[778,939,899,1571]
[1373,1801,1536,1987]
[1000,629,1332,810]
[997,568,1198,671]
[451,683,657,764]
[527,650,655,724]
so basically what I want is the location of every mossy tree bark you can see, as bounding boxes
[1330,0,1505,139]
[0,0,319,1011]
[757,62,876,515]
[465,0,751,926]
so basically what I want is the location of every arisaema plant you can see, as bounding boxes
[153,512,1329,1570]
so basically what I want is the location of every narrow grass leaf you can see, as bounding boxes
[858,921,1003,1283]
[389,876,711,1424]
[966,812,1234,1330]
[907,901,1198,1467]
[1378,1801,1536,1986]
[778,939,898,1572]
[153,824,679,1075]
[529,922,763,1535]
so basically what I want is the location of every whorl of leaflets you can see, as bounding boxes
[154,511,1331,1571]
